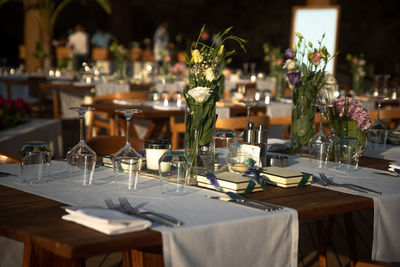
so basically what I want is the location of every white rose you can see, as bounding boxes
[205,68,215,82]
[283,59,296,71]
[188,86,212,103]
[192,49,203,63]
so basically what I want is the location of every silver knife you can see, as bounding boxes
[226,192,283,211]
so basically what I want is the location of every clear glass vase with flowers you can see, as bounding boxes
[263,43,285,99]
[346,53,367,96]
[184,25,246,182]
[110,41,129,82]
[326,97,371,169]
[283,32,337,155]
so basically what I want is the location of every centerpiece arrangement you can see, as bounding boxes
[346,53,366,96]
[326,97,371,167]
[326,97,371,144]
[110,40,129,82]
[283,32,337,154]
[184,25,246,180]
[263,43,285,98]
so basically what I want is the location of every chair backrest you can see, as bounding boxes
[216,115,269,135]
[85,136,145,156]
[93,91,149,102]
[91,47,109,61]
[0,153,19,164]
[56,46,71,59]
[169,117,186,150]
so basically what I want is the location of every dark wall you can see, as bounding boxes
[1,0,399,85]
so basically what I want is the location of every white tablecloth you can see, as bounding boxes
[271,152,400,262]
[0,161,298,267]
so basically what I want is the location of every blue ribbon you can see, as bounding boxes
[205,173,225,192]
[243,167,268,193]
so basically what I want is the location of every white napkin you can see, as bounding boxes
[388,162,400,173]
[62,207,152,235]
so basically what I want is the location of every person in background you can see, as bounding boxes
[91,25,112,48]
[67,24,89,70]
[153,21,170,64]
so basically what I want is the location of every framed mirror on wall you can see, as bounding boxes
[290,5,341,76]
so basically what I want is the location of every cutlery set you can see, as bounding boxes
[318,173,382,195]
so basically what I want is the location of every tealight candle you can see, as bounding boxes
[144,140,171,172]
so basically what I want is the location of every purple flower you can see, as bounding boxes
[284,49,295,59]
[287,72,301,85]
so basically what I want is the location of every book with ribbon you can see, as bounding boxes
[260,166,312,188]
[196,172,263,193]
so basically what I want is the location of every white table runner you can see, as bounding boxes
[0,161,298,267]
[276,154,400,262]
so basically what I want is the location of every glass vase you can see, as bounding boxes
[185,101,216,184]
[274,71,285,99]
[290,95,316,155]
[352,73,363,96]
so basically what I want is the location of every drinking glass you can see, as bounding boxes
[66,107,97,186]
[112,108,143,190]
[308,104,331,169]
[159,151,191,195]
[20,141,52,183]
[335,136,362,172]
[213,129,239,171]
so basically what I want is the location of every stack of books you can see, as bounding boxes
[261,166,311,188]
[197,167,312,192]
[196,172,263,193]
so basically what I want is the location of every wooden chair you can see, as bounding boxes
[86,91,150,139]
[130,48,142,61]
[85,135,145,157]
[169,116,186,150]
[0,153,19,164]
[215,115,269,136]
[55,46,71,60]
[355,260,400,267]
[170,115,270,150]
[368,107,400,129]
[269,115,292,140]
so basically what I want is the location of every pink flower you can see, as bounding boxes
[310,52,323,66]
[7,99,14,106]
[276,58,283,65]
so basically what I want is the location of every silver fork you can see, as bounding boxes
[105,199,174,227]
[119,198,182,226]
[319,173,382,194]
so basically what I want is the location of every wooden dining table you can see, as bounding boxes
[0,155,389,267]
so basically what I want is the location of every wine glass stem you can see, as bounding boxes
[377,102,381,121]
[319,111,324,134]
[126,118,131,145]
[79,115,84,142]
[246,106,250,124]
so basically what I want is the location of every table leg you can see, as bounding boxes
[344,212,357,267]
[122,246,164,267]
[316,219,327,267]
[23,243,84,267]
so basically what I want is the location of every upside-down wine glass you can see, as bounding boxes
[368,97,388,153]
[239,97,255,125]
[112,108,143,190]
[66,107,97,186]
[308,104,331,169]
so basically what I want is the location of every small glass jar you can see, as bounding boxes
[20,141,52,183]
[144,139,171,172]
[158,151,191,195]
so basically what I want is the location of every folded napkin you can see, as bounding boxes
[62,207,151,235]
[388,162,400,173]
